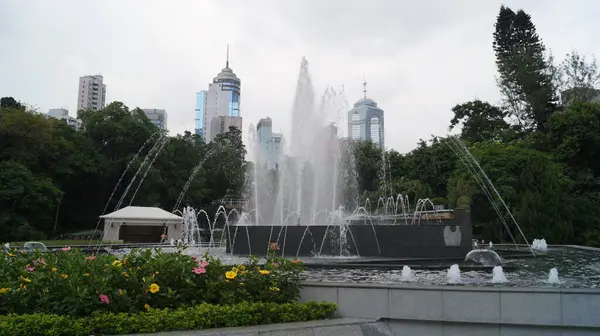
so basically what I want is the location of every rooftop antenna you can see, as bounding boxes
[226,44,230,68]
[363,74,368,99]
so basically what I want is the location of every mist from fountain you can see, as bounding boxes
[532,238,548,251]
[401,265,414,281]
[491,266,507,283]
[447,264,462,284]
[547,267,560,284]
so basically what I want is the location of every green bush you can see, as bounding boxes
[0,301,338,336]
[0,243,305,316]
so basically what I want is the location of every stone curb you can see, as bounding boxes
[120,318,394,336]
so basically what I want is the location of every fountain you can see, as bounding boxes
[401,266,414,282]
[532,238,548,251]
[447,264,462,284]
[464,249,504,266]
[227,57,473,259]
[491,266,507,283]
[547,267,560,284]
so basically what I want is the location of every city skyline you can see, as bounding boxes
[2,0,600,153]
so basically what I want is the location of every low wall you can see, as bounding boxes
[299,281,600,335]
[228,209,472,258]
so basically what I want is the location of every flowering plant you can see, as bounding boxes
[0,245,304,316]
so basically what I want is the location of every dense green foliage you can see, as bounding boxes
[0,244,303,316]
[0,102,246,241]
[0,301,337,336]
[348,5,600,246]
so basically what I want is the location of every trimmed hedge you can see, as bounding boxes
[0,301,337,336]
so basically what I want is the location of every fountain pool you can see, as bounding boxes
[105,244,600,289]
[301,246,600,288]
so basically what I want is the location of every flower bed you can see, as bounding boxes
[0,301,338,336]
[0,244,305,316]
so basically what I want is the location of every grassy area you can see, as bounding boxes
[5,240,106,247]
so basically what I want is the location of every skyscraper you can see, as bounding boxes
[195,46,242,141]
[142,109,168,131]
[77,75,106,111]
[256,117,283,170]
[347,81,385,148]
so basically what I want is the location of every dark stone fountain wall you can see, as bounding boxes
[227,209,472,258]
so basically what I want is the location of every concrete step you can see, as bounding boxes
[121,318,395,336]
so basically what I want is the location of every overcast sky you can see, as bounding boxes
[1,0,599,153]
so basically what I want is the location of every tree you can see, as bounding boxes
[447,141,573,243]
[493,6,558,131]
[557,51,600,104]
[449,100,510,142]
[0,161,62,240]
[0,100,252,241]
[0,97,24,110]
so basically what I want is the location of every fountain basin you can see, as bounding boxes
[227,209,472,258]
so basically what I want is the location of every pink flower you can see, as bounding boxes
[85,255,96,261]
[25,267,35,272]
[61,247,71,251]
[272,262,280,268]
[191,256,197,260]
[118,289,123,296]
[197,260,209,268]
[192,267,206,274]
[99,294,110,304]
[34,258,46,266]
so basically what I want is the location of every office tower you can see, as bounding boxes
[347,81,385,148]
[196,46,242,141]
[194,91,207,136]
[256,117,283,170]
[142,109,168,130]
[77,75,106,111]
[47,108,81,130]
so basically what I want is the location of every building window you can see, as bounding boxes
[351,112,361,140]
[370,117,380,145]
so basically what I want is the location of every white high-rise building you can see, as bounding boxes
[195,46,242,141]
[77,75,106,111]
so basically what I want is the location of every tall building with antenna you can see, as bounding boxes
[347,81,385,148]
[195,45,242,141]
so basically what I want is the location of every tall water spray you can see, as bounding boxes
[254,57,350,226]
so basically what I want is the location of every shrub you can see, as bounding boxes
[0,243,305,316]
[0,301,338,336]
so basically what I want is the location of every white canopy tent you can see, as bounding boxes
[99,206,183,243]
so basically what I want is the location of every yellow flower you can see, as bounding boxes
[61,274,69,279]
[238,265,246,271]
[149,283,160,294]
[122,272,129,278]
[51,267,57,272]
[225,271,237,279]
[232,266,239,273]
[83,273,90,277]
[22,277,31,283]
[269,286,280,292]
[0,288,11,294]
[144,303,151,311]
[112,260,122,267]
[7,253,14,257]
[259,269,270,275]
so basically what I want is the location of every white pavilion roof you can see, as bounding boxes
[99,206,182,221]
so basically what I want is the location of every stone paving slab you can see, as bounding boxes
[120,318,394,336]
